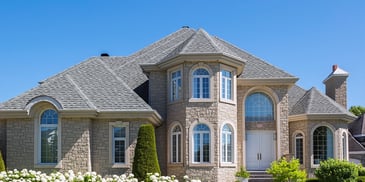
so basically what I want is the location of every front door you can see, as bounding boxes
[246,130,276,171]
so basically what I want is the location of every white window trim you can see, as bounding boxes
[310,123,336,168]
[189,64,214,102]
[170,124,183,163]
[293,131,305,166]
[169,68,183,102]
[219,65,236,104]
[109,121,130,168]
[189,122,214,166]
[220,123,235,166]
[34,108,62,168]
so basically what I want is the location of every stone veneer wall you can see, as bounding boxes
[325,76,348,108]
[61,118,92,173]
[91,119,149,176]
[0,119,6,163]
[6,118,34,170]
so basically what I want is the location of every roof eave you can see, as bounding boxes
[289,113,357,122]
[141,53,246,74]
[238,77,299,86]
[96,110,162,126]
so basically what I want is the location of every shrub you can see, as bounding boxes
[358,165,365,176]
[0,150,5,172]
[132,124,160,181]
[358,176,365,182]
[235,166,250,178]
[314,158,358,182]
[266,157,306,182]
[305,178,319,182]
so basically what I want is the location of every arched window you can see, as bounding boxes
[294,133,304,164]
[313,126,333,165]
[39,109,58,163]
[221,124,233,163]
[192,68,210,99]
[171,125,182,163]
[245,92,274,122]
[193,124,210,163]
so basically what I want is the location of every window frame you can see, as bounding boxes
[170,124,182,163]
[341,131,348,160]
[192,123,211,164]
[220,68,234,102]
[170,69,182,102]
[245,92,274,122]
[221,123,234,164]
[189,65,213,102]
[311,125,334,167]
[293,131,304,165]
[35,108,62,168]
[109,121,129,168]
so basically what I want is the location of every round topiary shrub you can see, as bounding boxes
[315,159,358,182]
[132,124,160,181]
[0,150,5,171]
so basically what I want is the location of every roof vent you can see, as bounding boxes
[100,53,109,57]
[182,26,190,29]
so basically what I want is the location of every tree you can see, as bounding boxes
[0,150,5,171]
[349,106,365,117]
[132,124,160,181]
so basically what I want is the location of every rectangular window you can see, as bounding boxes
[171,70,182,101]
[295,137,303,164]
[113,127,126,164]
[221,70,232,100]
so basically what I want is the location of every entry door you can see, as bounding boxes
[246,130,276,171]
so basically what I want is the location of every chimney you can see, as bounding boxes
[323,64,349,108]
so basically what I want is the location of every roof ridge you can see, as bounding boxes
[198,28,221,53]
[96,58,153,110]
[65,74,97,110]
[117,28,196,69]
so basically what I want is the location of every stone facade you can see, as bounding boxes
[324,76,348,108]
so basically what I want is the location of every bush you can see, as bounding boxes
[0,150,5,172]
[132,124,160,181]
[358,165,365,176]
[314,159,358,182]
[358,176,365,182]
[305,178,319,182]
[266,157,306,182]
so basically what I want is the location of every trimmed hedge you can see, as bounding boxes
[132,124,160,181]
[358,176,365,182]
[0,150,5,171]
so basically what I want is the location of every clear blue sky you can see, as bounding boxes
[0,1,364,108]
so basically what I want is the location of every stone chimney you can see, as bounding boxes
[323,64,349,108]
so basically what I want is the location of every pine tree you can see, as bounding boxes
[0,150,5,171]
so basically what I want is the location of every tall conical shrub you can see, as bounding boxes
[132,124,160,181]
[0,150,5,171]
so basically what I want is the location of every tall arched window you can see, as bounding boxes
[192,68,210,99]
[245,92,274,122]
[193,124,210,163]
[171,125,182,163]
[221,124,233,163]
[313,126,333,165]
[39,109,58,163]
[294,133,304,164]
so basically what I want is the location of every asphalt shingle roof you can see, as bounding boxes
[289,86,351,115]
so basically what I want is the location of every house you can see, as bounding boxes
[348,114,365,164]
[0,27,356,181]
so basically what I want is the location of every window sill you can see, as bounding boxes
[219,98,236,105]
[111,163,130,168]
[220,162,236,167]
[189,98,214,103]
[34,162,62,169]
[168,162,184,166]
[189,163,215,167]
